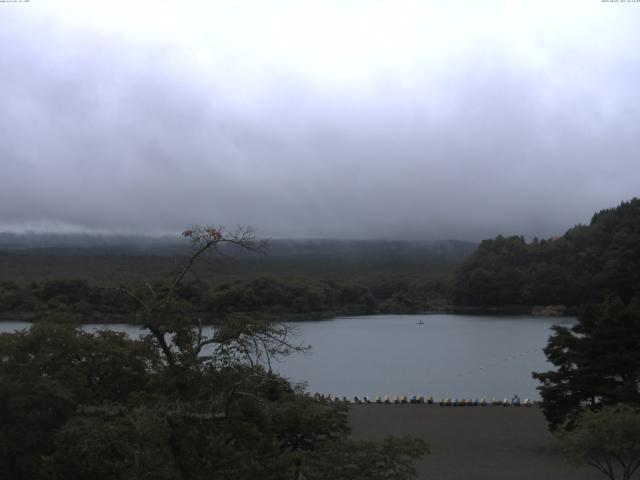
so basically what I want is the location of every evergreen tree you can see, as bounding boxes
[533,299,640,431]
[453,198,640,308]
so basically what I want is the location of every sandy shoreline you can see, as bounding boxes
[349,404,603,480]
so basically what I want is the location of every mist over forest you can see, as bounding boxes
[2,2,640,480]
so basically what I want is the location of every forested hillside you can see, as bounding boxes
[0,239,471,321]
[453,198,640,308]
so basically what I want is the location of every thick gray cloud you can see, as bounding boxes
[1,1,639,240]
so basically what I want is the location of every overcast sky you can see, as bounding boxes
[1,0,639,240]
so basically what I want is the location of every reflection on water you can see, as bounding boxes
[0,314,572,399]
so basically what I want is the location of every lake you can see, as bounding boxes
[0,314,572,400]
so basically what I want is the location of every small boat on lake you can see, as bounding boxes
[417,320,424,325]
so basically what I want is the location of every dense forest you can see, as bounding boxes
[2,202,640,478]
[0,275,449,322]
[453,198,640,309]
[2,199,640,320]
[0,239,472,322]
[0,228,428,479]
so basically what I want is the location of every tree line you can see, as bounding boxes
[0,226,428,480]
[0,274,451,322]
[523,200,640,479]
[453,198,640,308]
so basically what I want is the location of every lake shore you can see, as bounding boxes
[0,304,577,324]
[1,314,569,400]
[0,309,355,324]
[349,404,601,480]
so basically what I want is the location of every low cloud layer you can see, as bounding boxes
[1,1,639,240]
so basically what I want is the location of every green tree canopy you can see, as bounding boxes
[533,299,640,431]
[556,405,640,480]
[0,225,428,480]
[453,198,640,307]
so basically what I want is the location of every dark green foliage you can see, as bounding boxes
[533,300,640,431]
[0,322,427,480]
[0,280,138,319]
[453,198,640,307]
[206,277,377,315]
[0,227,428,479]
[47,405,179,480]
[0,324,157,480]
[0,235,464,321]
[0,272,452,322]
[556,405,640,480]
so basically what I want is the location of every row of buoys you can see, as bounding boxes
[313,393,536,407]
[437,396,533,407]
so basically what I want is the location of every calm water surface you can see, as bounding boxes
[0,314,572,399]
